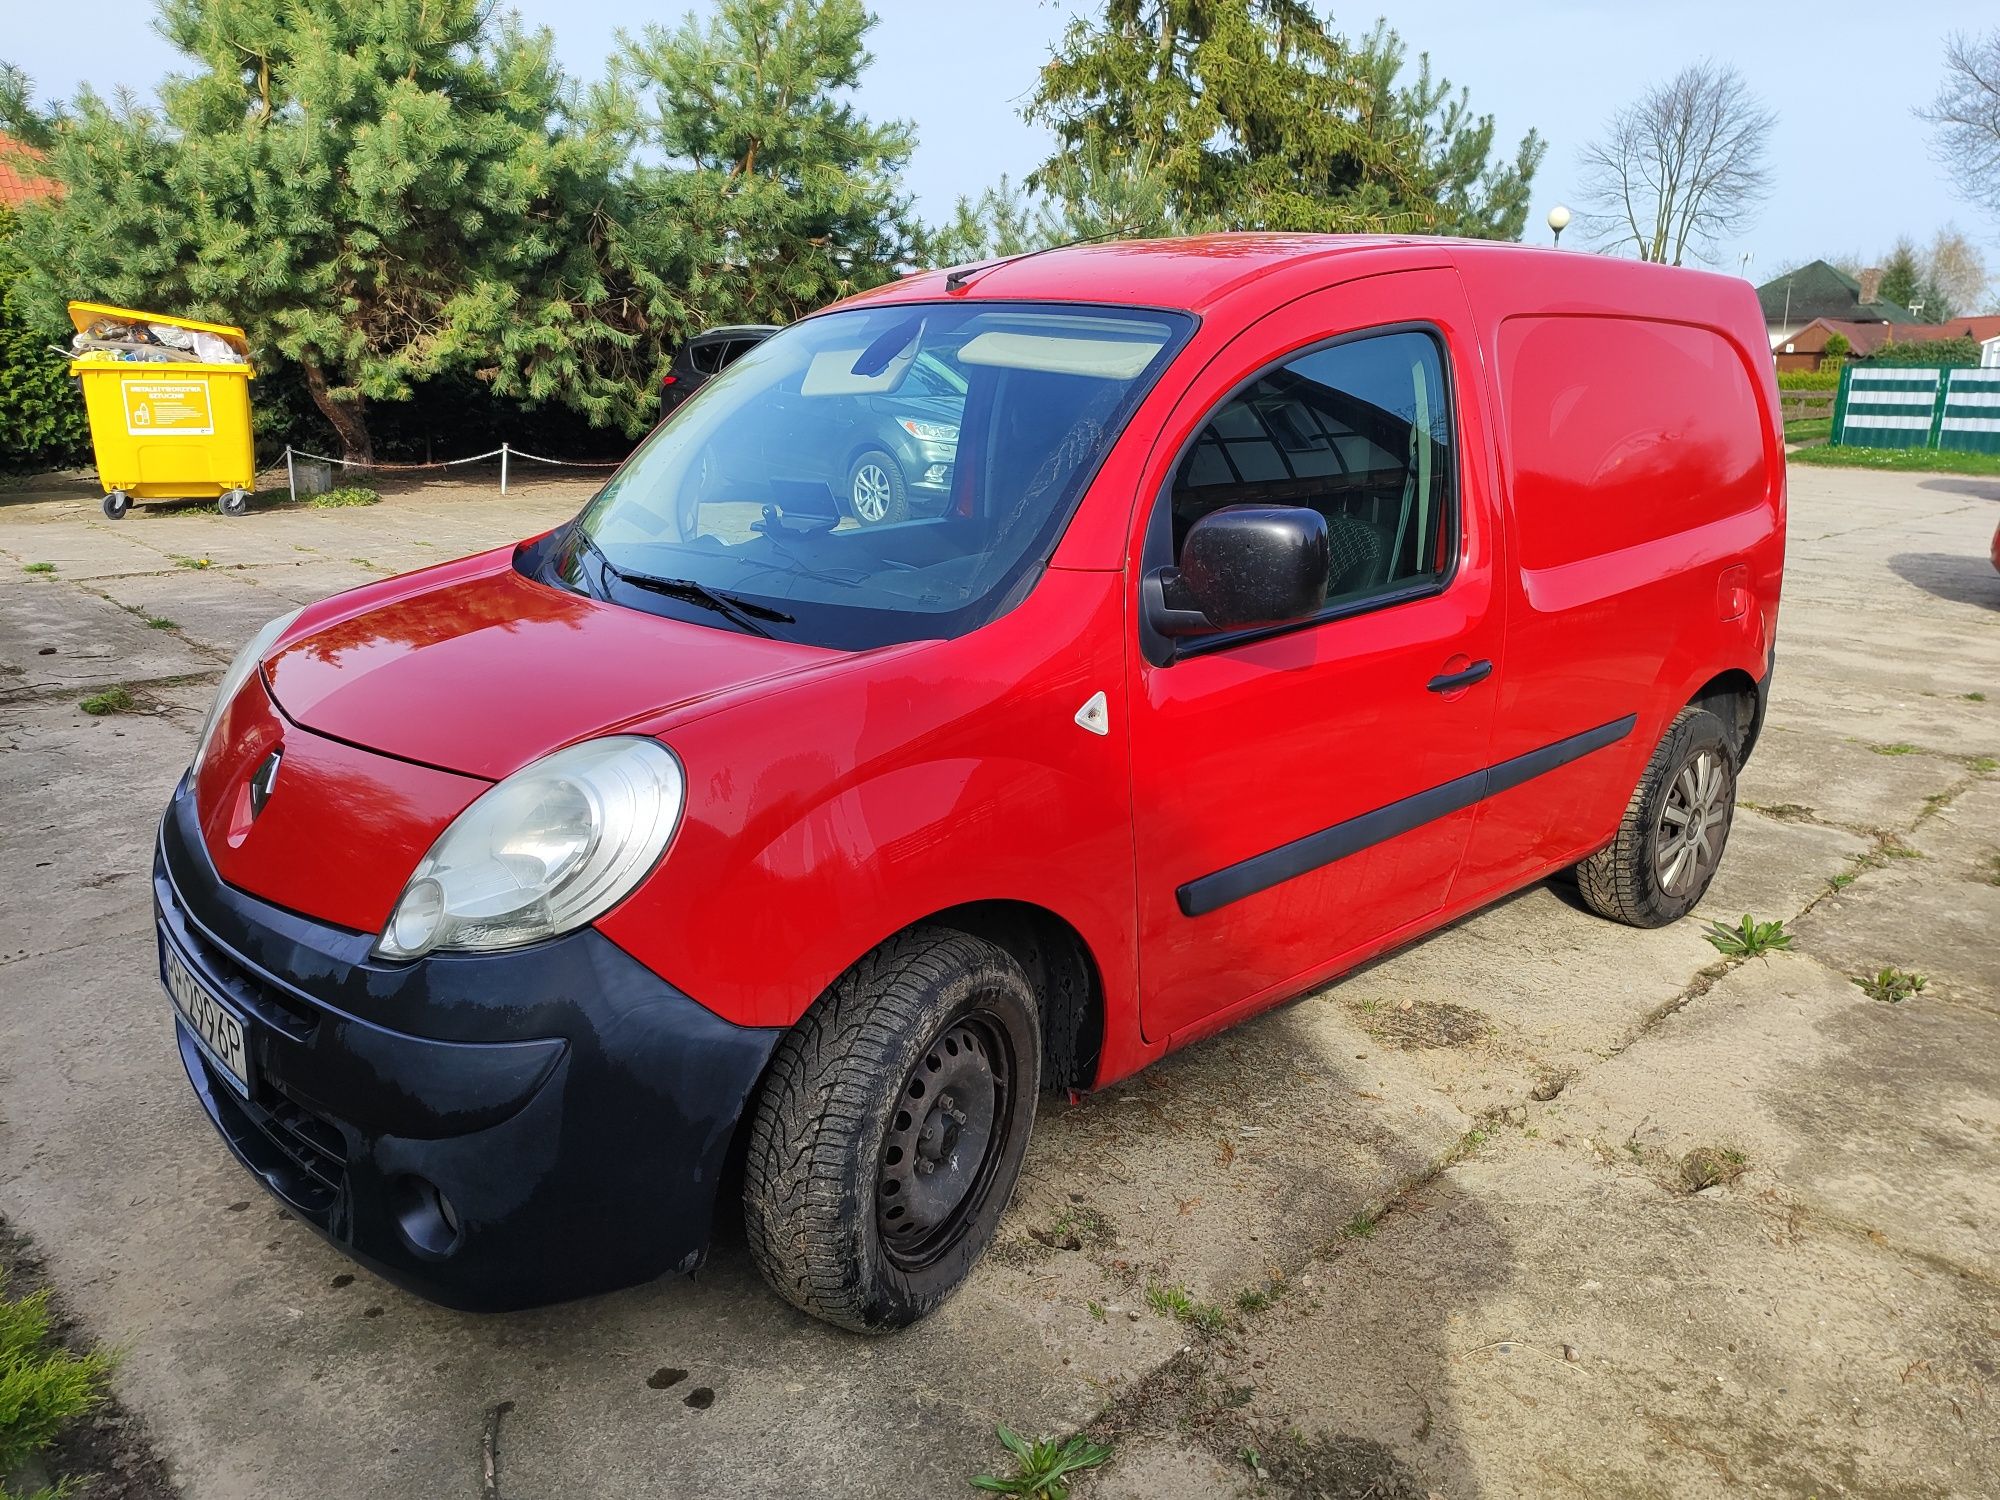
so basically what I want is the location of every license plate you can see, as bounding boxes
[164,942,252,1095]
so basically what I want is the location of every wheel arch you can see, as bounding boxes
[920,900,1106,1094]
[1687,666,1764,764]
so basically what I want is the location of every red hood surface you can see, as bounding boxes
[264,547,841,780]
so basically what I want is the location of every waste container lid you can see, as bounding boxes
[66,300,248,355]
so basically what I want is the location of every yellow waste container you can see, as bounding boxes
[67,301,257,519]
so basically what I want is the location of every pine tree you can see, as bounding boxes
[1027,1,1541,238]
[927,143,1218,265]
[606,0,917,330]
[11,0,643,463]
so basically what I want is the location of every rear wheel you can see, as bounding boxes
[101,491,131,520]
[846,451,909,526]
[743,927,1041,1331]
[1575,707,1737,927]
[219,489,252,517]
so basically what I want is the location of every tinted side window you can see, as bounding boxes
[1171,330,1454,604]
[687,340,725,375]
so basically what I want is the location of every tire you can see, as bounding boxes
[219,489,252,517]
[845,450,909,526]
[1575,707,1737,928]
[743,926,1042,1332]
[102,491,131,520]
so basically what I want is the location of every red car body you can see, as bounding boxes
[160,236,1785,1311]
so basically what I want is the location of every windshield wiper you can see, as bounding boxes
[575,532,793,638]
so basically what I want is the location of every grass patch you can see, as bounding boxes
[1340,1211,1378,1241]
[1788,444,2000,476]
[20,562,54,575]
[1855,967,1928,1004]
[1830,870,1858,891]
[171,555,211,570]
[1971,756,1998,775]
[1871,742,1919,757]
[1966,692,1988,703]
[1986,855,2000,889]
[1703,914,1792,958]
[971,1424,1112,1499]
[1145,1283,1228,1333]
[309,485,380,508]
[0,1273,112,1491]
[143,616,177,631]
[1680,1146,1749,1193]
[78,686,136,717]
[1782,418,1831,443]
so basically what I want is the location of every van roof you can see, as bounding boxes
[845,233,1742,318]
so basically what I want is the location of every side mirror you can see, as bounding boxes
[1147,505,1329,636]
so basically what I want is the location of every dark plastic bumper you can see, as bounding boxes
[155,776,781,1311]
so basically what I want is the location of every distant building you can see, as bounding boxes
[1774,315,2000,374]
[1758,261,1914,350]
[0,131,59,211]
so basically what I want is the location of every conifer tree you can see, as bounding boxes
[1027,0,1542,238]
[606,0,917,328]
[12,0,642,462]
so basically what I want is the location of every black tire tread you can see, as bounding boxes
[742,926,1036,1331]
[1575,706,1735,928]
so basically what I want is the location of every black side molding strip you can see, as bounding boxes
[1176,713,1638,918]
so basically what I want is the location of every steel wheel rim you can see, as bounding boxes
[1656,747,1727,895]
[876,1012,1014,1271]
[852,463,891,522]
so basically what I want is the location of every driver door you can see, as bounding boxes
[1128,270,1505,1043]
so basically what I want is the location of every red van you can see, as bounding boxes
[156,236,1784,1331]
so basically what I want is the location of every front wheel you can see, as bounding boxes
[743,927,1041,1332]
[845,450,909,527]
[101,491,131,520]
[1575,707,1737,927]
[219,489,252,517]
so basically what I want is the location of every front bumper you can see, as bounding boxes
[155,776,781,1311]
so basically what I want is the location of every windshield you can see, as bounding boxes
[558,302,1191,649]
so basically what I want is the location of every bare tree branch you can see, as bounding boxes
[1919,30,2000,223]
[1577,61,1775,265]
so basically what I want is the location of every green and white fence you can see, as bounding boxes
[1832,365,2000,454]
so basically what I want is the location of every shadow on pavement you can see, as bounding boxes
[1888,550,2000,609]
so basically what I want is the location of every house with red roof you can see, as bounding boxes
[0,131,59,211]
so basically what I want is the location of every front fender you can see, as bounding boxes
[595,568,1139,1032]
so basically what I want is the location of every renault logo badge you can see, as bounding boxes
[248,749,282,818]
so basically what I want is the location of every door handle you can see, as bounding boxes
[1427,660,1493,693]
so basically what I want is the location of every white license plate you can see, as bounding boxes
[165,943,252,1095]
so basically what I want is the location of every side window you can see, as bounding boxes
[1170,329,1454,606]
[688,340,725,376]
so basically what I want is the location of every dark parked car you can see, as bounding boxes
[658,325,779,418]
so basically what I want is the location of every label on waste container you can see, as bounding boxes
[121,378,214,437]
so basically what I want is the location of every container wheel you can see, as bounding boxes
[219,489,252,517]
[102,491,131,521]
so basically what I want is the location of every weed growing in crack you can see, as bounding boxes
[971,1424,1112,1499]
[1681,1146,1749,1192]
[79,686,137,716]
[1703,914,1792,958]
[1855,967,1927,1004]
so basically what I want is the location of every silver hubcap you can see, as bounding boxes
[852,463,892,522]
[1656,748,1727,895]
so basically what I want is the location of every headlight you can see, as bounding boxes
[373,737,685,961]
[900,418,958,443]
[193,608,302,773]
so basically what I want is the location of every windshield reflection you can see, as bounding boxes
[571,302,1190,650]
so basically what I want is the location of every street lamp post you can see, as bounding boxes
[1547,204,1572,248]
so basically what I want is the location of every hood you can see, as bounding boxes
[263,547,841,781]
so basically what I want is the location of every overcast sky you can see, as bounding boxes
[6,0,1995,285]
